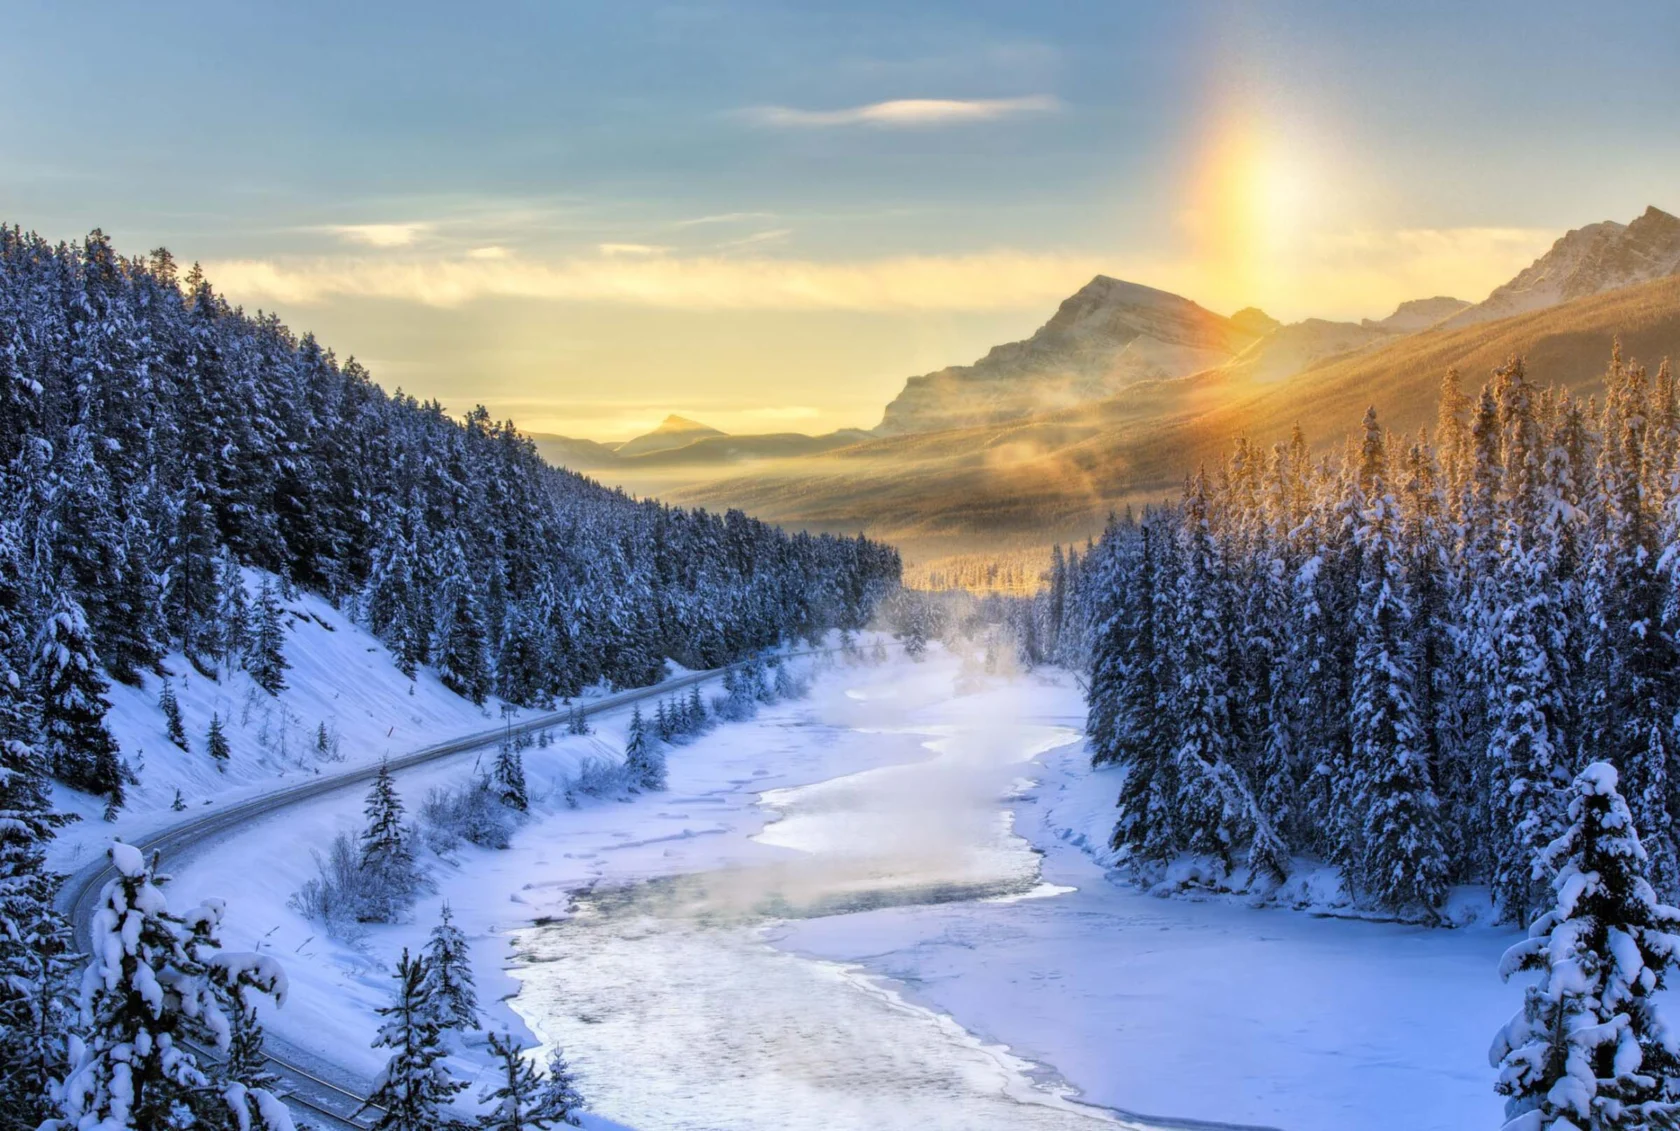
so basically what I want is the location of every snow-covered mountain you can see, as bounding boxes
[874,275,1266,434]
[1443,206,1680,329]
[1362,296,1471,333]
[615,414,727,458]
[1221,317,1397,384]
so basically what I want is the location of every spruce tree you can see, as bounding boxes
[213,548,249,671]
[246,576,289,695]
[360,759,422,920]
[476,1032,584,1130]
[493,737,528,812]
[1491,762,1680,1129]
[686,684,706,733]
[1486,543,1571,925]
[530,1047,586,1128]
[439,586,491,706]
[1348,423,1448,915]
[477,1032,546,1131]
[46,842,292,1131]
[1103,514,1182,870]
[566,705,590,736]
[0,520,76,1130]
[1166,473,1264,875]
[207,711,230,769]
[159,679,187,750]
[623,707,666,792]
[420,903,479,1031]
[34,586,124,805]
[360,949,467,1131]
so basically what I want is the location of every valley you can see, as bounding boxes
[542,207,1680,569]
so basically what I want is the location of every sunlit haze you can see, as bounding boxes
[5,1,1675,438]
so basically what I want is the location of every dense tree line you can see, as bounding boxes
[1065,346,1680,923]
[0,225,899,807]
[0,224,896,1124]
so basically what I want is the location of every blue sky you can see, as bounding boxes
[5,1,1677,436]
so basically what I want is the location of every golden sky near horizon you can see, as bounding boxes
[7,3,1672,440]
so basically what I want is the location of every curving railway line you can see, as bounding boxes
[59,656,805,1129]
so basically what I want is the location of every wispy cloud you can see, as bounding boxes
[323,222,435,248]
[714,228,792,250]
[467,245,510,260]
[745,95,1059,129]
[672,211,777,229]
[199,225,1555,321]
[200,249,1110,312]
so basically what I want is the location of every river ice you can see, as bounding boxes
[165,644,1518,1130]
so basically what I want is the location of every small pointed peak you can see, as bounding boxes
[653,414,717,434]
[1229,307,1281,337]
[1631,204,1680,230]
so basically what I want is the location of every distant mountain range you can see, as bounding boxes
[536,206,1680,560]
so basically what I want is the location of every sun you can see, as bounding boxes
[1179,107,1318,312]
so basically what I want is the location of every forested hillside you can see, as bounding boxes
[0,225,900,809]
[1055,344,1680,925]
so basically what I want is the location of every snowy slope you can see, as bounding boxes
[45,567,514,876]
[1222,317,1396,385]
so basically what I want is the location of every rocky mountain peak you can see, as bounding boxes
[1443,205,1680,329]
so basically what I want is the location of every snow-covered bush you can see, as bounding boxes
[564,757,629,805]
[420,777,519,853]
[290,832,377,934]
[291,830,434,936]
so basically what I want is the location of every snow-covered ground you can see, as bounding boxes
[776,661,1517,1130]
[139,641,1517,1130]
[45,571,516,876]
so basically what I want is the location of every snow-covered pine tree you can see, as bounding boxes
[530,1046,586,1129]
[45,842,292,1131]
[246,576,290,695]
[773,659,798,700]
[1165,472,1267,878]
[159,679,187,750]
[493,737,528,812]
[654,700,672,743]
[420,903,479,1032]
[214,548,249,672]
[1491,761,1680,1129]
[1348,412,1448,915]
[438,584,491,706]
[207,711,230,769]
[222,978,279,1102]
[566,706,590,736]
[1486,541,1571,926]
[686,684,706,733]
[362,949,467,1131]
[1103,513,1184,871]
[0,516,77,1131]
[360,759,423,920]
[623,707,666,792]
[475,1031,584,1130]
[479,1031,547,1130]
[34,585,124,806]
[1586,348,1680,896]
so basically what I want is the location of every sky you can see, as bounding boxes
[5,1,1678,439]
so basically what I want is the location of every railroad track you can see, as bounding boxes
[60,652,829,1129]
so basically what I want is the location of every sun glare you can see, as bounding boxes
[1180,109,1318,313]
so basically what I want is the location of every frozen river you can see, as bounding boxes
[505,684,1147,1130]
